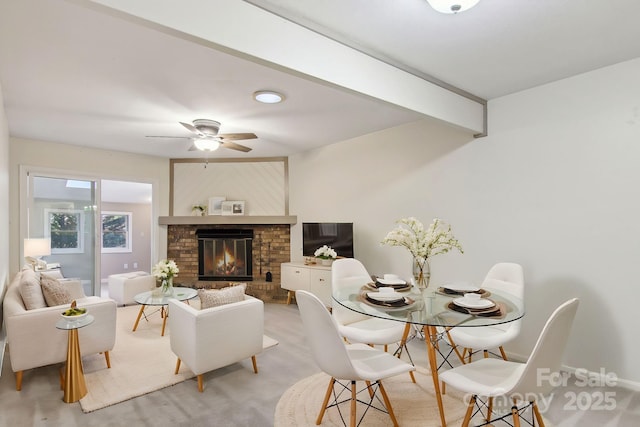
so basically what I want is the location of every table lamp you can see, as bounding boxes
[24,238,51,270]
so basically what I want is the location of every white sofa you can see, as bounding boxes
[108,271,155,306]
[168,295,264,392]
[3,269,117,390]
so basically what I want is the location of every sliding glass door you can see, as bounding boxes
[26,173,99,296]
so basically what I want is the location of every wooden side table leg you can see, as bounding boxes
[161,306,168,336]
[63,329,87,403]
[132,304,146,331]
[286,290,293,305]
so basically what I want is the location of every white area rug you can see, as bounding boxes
[79,304,278,413]
[274,367,467,427]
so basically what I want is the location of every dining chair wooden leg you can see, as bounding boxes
[499,345,508,360]
[384,344,388,352]
[104,351,111,368]
[487,396,493,422]
[350,380,357,427]
[461,395,476,427]
[512,405,521,427]
[365,380,374,398]
[378,380,399,427]
[197,374,204,392]
[484,350,489,358]
[467,348,473,363]
[532,401,546,427]
[316,377,335,425]
[251,355,258,373]
[445,328,466,364]
[174,358,181,374]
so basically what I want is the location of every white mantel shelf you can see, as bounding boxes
[158,215,298,225]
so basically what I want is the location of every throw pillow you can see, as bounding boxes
[40,270,64,281]
[19,268,47,310]
[198,283,247,309]
[41,276,73,307]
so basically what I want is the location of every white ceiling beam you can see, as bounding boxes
[87,0,485,135]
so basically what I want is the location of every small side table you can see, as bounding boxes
[55,315,95,403]
[132,287,198,336]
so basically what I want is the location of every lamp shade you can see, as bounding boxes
[194,138,220,151]
[24,238,51,257]
[427,0,480,14]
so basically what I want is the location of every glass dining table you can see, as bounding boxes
[332,282,525,427]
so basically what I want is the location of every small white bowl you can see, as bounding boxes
[463,293,482,302]
[61,310,88,321]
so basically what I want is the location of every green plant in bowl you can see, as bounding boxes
[61,307,87,320]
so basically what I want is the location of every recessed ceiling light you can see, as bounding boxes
[426,0,480,14]
[253,90,284,104]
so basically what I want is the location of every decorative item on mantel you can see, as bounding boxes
[381,217,463,291]
[191,204,207,216]
[314,245,338,266]
[152,259,179,296]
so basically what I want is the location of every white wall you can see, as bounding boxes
[9,138,170,278]
[289,57,640,385]
[0,84,10,311]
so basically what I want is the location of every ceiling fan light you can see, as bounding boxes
[194,138,219,151]
[426,0,480,14]
[253,90,284,104]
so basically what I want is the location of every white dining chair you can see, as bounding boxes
[296,290,416,427]
[332,258,410,348]
[440,297,579,427]
[332,258,415,381]
[447,262,525,362]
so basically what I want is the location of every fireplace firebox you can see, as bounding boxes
[197,229,253,281]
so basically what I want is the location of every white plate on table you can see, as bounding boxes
[375,278,407,286]
[366,291,406,302]
[453,297,495,309]
[443,282,480,293]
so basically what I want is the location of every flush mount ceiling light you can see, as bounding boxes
[427,0,480,14]
[193,138,220,151]
[253,90,284,104]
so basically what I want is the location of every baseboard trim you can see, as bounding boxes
[506,350,640,392]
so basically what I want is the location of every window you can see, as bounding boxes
[45,209,84,254]
[101,211,132,253]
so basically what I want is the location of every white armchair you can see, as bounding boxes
[3,269,117,390]
[168,295,264,392]
[108,271,155,306]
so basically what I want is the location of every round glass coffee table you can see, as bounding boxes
[132,287,198,336]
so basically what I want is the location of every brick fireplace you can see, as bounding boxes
[167,223,291,303]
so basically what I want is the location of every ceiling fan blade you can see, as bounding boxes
[221,141,252,152]
[187,143,198,151]
[179,121,204,136]
[217,133,257,141]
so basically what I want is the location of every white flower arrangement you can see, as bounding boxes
[314,245,338,260]
[381,217,463,260]
[152,259,179,281]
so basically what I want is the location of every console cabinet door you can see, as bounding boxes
[281,264,310,292]
[309,269,332,307]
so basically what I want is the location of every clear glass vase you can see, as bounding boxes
[413,257,431,290]
[161,277,174,296]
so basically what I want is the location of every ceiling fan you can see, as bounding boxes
[146,119,257,152]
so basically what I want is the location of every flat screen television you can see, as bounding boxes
[303,222,354,258]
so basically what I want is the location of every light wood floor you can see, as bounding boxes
[0,303,635,426]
